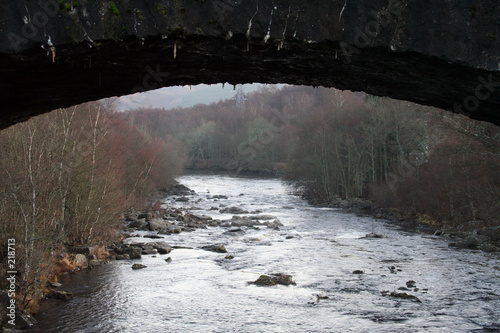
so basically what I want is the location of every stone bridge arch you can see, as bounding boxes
[0,0,499,129]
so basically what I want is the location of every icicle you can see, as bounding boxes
[264,7,275,43]
[339,0,347,23]
[246,5,259,39]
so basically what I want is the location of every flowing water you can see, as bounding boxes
[32,174,500,332]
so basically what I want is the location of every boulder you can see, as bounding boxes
[74,254,88,268]
[88,259,103,267]
[149,219,170,231]
[223,228,246,236]
[141,247,158,255]
[116,254,130,260]
[220,207,249,214]
[406,280,417,288]
[47,290,73,300]
[150,241,173,254]
[171,226,182,234]
[253,274,296,286]
[209,195,228,199]
[381,290,421,302]
[265,219,283,229]
[201,244,227,253]
[123,246,142,259]
[137,212,153,221]
[132,264,147,270]
[250,215,276,220]
[363,233,387,239]
[128,218,147,229]
[162,184,194,196]
[230,216,261,227]
[143,234,164,239]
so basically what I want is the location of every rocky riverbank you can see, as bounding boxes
[373,208,500,253]
[313,194,500,253]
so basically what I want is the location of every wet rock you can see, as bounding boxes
[265,219,283,229]
[142,247,158,255]
[253,273,296,286]
[353,270,364,274]
[150,241,173,254]
[250,215,276,220]
[406,280,417,288]
[162,184,194,196]
[149,219,171,231]
[230,216,260,227]
[176,196,190,202]
[116,254,130,260]
[285,235,294,239]
[128,218,147,229]
[208,220,222,227]
[201,244,227,253]
[49,281,62,288]
[88,259,103,267]
[381,290,421,302]
[132,264,147,270]
[220,206,249,214]
[123,246,142,259]
[479,242,500,252]
[363,233,387,239]
[225,255,234,260]
[171,226,182,234]
[137,212,153,221]
[223,228,246,236]
[143,234,164,239]
[165,257,172,263]
[47,290,73,300]
[209,195,228,199]
[186,213,213,222]
[449,235,487,250]
[74,254,88,268]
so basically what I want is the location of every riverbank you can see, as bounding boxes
[27,174,500,332]
[300,193,500,253]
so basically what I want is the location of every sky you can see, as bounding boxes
[113,83,283,111]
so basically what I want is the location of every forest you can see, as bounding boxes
[0,84,499,315]
[126,85,499,226]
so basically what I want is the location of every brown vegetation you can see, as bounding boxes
[0,102,185,311]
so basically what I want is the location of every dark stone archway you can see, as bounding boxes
[1,0,499,129]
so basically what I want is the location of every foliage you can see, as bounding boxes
[0,102,184,310]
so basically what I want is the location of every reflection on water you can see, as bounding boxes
[33,174,500,332]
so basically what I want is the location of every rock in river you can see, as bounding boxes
[132,264,147,270]
[253,274,296,286]
[123,246,142,259]
[201,244,227,253]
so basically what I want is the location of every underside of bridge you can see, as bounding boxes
[1,0,499,129]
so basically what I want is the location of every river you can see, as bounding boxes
[32,174,500,332]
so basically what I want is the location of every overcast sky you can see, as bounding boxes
[113,83,282,111]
